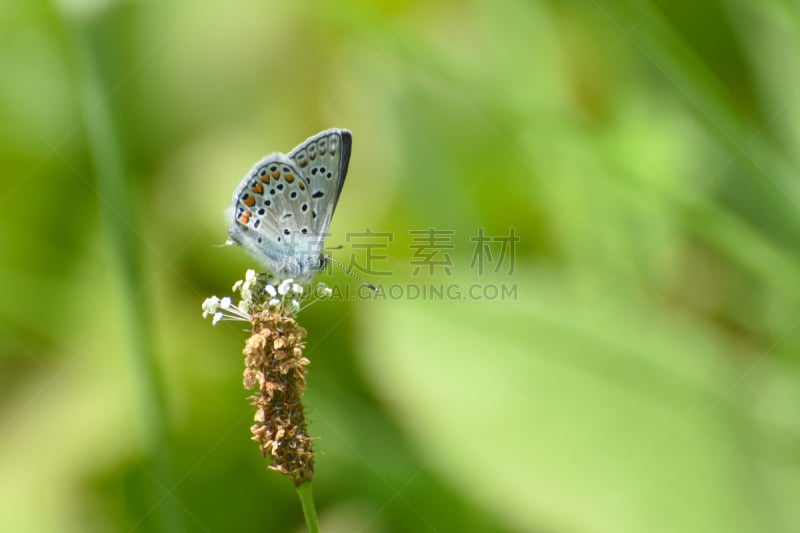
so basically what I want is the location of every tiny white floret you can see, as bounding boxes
[278,279,292,296]
[202,296,220,317]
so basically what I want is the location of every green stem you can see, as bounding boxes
[296,482,320,533]
[60,7,181,533]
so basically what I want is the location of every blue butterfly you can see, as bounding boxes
[226,129,352,280]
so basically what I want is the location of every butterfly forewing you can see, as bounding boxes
[289,129,352,237]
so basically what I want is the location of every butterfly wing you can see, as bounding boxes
[227,153,319,278]
[288,129,352,239]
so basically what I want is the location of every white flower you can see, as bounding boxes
[241,269,256,293]
[316,283,332,297]
[202,296,220,317]
[278,279,293,296]
[240,286,252,302]
[202,293,251,325]
[204,270,327,324]
[234,270,258,303]
[314,283,333,298]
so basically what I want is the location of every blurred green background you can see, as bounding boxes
[2,0,800,532]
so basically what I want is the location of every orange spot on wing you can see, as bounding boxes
[298,181,305,190]
[239,212,251,224]
[271,171,280,178]
[261,176,271,184]
[252,183,264,194]
[243,196,255,207]
[299,160,308,167]
[285,174,295,183]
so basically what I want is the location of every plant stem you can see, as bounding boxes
[296,482,320,533]
[61,7,181,533]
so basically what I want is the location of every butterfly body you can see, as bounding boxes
[226,128,352,280]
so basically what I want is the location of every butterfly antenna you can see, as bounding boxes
[325,255,379,292]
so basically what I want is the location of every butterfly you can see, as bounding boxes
[226,128,352,281]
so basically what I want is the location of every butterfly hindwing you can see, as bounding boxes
[227,153,318,277]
